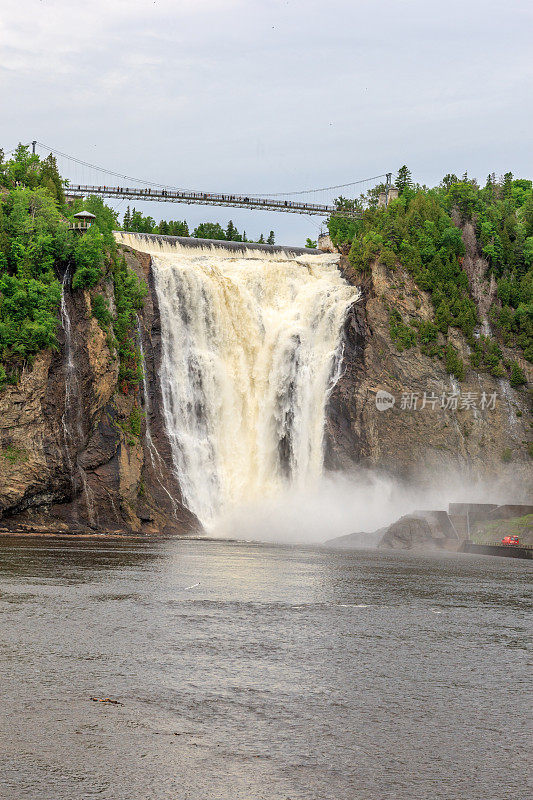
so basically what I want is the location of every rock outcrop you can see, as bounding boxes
[0,246,199,536]
[325,253,532,493]
[0,224,531,536]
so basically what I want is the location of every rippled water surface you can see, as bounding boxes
[0,537,530,800]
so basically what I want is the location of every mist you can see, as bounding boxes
[210,467,523,545]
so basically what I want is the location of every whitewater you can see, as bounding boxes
[115,234,359,526]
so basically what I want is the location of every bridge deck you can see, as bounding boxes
[65,185,360,217]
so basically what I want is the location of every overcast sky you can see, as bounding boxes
[2,0,532,244]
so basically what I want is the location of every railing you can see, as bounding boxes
[64,184,361,218]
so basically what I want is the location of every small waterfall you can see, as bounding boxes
[124,236,358,527]
[60,270,96,527]
[135,316,180,517]
[498,377,519,433]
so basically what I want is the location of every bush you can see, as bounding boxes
[389,310,416,351]
[111,257,147,391]
[71,228,105,289]
[501,447,512,463]
[509,362,527,388]
[91,293,112,329]
[445,344,465,381]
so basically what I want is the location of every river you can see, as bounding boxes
[0,537,530,799]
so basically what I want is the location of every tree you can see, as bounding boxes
[123,207,131,230]
[502,172,513,200]
[192,222,226,240]
[39,154,65,208]
[267,230,275,245]
[257,233,265,244]
[168,220,189,236]
[306,238,317,248]
[442,174,458,191]
[509,361,527,387]
[396,165,412,194]
[523,237,533,266]
[226,220,239,241]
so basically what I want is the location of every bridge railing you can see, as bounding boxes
[65,184,361,218]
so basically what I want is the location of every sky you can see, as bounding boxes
[1,0,532,244]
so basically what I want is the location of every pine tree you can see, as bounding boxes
[242,231,248,242]
[442,174,458,191]
[396,165,412,194]
[502,172,513,199]
[267,230,275,245]
[123,206,131,230]
[226,220,238,241]
[258,233,265,244]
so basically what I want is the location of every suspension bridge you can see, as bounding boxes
[28,141,391,219]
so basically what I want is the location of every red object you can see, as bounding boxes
[501,536,520,546]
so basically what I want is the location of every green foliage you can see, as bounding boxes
[123,206,190,237]
[116,405,143,445]
[111,256,147,391]
[328,170,533,374]
[0,151,73,379]
[470,336,505,377]
[1,444,29,464]
[91,293,112,329]
[225,220,240,241]
[396,165,412,194]
[305,238,317,249]
[129,407,142,437]
[509,362,527,388]
[71,228,106,289]
[194,221,231,240]
[1,146,65,210]
[389,310,416,351]
[444,344,465,381]
[501,447,512,463]
[122,208,270,244]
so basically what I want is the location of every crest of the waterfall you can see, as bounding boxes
[124,234,359,526]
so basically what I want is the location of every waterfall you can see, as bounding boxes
[60,270,96,526]
[118,235,358,527]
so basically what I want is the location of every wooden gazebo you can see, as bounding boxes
[69,211,96,232]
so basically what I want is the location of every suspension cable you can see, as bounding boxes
[34,141,389,199]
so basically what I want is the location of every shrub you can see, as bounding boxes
[501,447,512,463]
[509,362,527,388]
[91,293,112,329]
[445,344,465,381]
[389,310,416,351]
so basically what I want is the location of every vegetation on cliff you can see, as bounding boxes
[0,145,146,391]
[328,169,532,380]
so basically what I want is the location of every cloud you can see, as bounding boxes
[1,0,532,244]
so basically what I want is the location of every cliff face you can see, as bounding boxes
[0,233,531,535]
[325,252,532,495]
[0,246,199,535]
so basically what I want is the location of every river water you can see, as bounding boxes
[0,537,530,800]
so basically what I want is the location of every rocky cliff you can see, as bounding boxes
[0,230,531,535]
[325,250,532,494]
[0,246,199,535]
